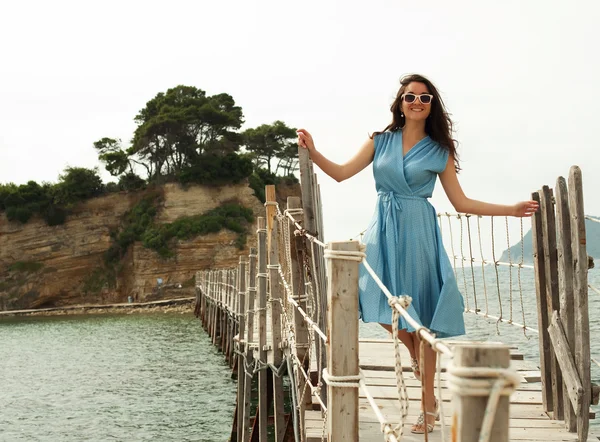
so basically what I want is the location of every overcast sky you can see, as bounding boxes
[1,0,599,252]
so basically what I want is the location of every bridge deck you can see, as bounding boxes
[305,339,599,441]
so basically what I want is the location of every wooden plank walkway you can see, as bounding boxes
[305,339,600,441]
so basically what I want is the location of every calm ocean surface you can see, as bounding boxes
[1,268,599,441]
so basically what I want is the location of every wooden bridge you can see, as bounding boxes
[194,154,599,441]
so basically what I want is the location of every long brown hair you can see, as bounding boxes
[373,74,460,172]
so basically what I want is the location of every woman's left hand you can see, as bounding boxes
[512,200,539,217]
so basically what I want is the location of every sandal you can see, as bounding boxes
[410,399,440,434]
[411,358,421,381]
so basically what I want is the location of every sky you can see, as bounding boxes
[1,0,599,255]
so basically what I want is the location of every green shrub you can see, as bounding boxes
[119,173,146,191]
[0,169,104,226]
[141,203,254,257]
[249,168,279,203]
[6,206,33,224]
[53,167,104,206]
[43,205,67,226]
[8,261,44,273]
[178,153,253,186]
[104,192,162,265]
[105,182,120,193]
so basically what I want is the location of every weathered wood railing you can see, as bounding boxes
[193,162,598,442]
[532,165,597,440]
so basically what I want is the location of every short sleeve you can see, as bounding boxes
[373,132,383,153]
[373,131,393,154]
[430,145,449,174]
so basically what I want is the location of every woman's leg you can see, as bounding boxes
[412,332,438,432]
[379,324,416,358]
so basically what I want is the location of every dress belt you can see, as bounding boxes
[377,191,427,242]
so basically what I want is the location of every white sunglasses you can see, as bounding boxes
[401,93,434,104]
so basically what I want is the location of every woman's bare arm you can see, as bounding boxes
[439,154,538,217]
[297,129,374,182]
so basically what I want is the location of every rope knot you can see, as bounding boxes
[448,362,521,442]
[323,249,366,262]
[322,368,362,388]
[388,295,412,310]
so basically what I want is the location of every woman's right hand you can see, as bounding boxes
[297,129,316,153]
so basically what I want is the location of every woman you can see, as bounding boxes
[297,74,538,434]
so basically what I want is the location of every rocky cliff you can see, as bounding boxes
[0,182,299,311]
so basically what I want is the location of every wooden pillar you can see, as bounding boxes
[266,184,277,254]
[223,270,229,357]
[326,241,361,442]
[206,271,213,334]
[236,258,247,442]
[555,176,577,431]
[569,166,590,442]
[257,217,269,442]
[287,196,310,441]
[212,270,220,346]
[231,269,238,366]
[541,185,564,420]
[242,248,257,442]
[200,272,207,323]
[222,270,229,353]
[531,190,553,412]
[268,213,286,441]
[312,176,327,312]
[452,344,512,442]
[548,312,583,435]
[219,270,226,350]
[298,147,327,408]
[210,270,216,336]
[227,270,233,364]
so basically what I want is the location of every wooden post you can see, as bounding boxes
[266,184,277,253]
[206,271,213,334]
[257,217,269,442]
[568,166,590,442]
[555,176,577,431]
[298,146,327,406]
[531,190,553,412]
[452,344,511,442]
[315,182,327,302]
[212,270,221,346]
[210,270,217,338]
[541,185,564,420]
[246,251,257,351]
[228,270,236,366]
[236,258,247,442]
[288,196,309,441]
[326,241,361,442]
[200,272,207,323]
[224,270,230,355]
[242,248,257,442]
[548,311,584,422]
[268,214,286,441]
[220,270,227,351]
[223,270,229,357]
[208,271,214,332]
[312,175,328,386]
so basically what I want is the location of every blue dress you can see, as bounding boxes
[358,130,465,338]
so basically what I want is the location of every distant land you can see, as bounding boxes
[500,216,600,264]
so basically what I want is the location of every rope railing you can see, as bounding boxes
[195,171,598,441]
[436,212,533,334]
[195,214,535,442]
[585,215,600,224]
[290,208,453,441]
[286,196,546,441]
[290,208,529,442]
